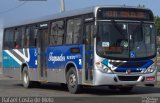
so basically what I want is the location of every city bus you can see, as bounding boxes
[2,6,157,94]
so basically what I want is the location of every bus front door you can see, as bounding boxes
[38,28,48,80]
[84,23,94,84]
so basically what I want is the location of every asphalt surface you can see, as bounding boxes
[0,74,160,103]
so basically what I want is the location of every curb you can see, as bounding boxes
[0,74,12,80]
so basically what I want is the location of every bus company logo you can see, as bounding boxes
[126,69,132,74]
[137,68,146,71]
[48,52,65,64]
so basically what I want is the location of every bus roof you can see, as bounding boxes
[4,5,151,28]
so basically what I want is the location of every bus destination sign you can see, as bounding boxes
[98,8,153,21]
[105,11,145,19]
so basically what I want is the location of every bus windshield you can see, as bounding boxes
[96,21,156,59]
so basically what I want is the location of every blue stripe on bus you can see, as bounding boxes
[47,44,83,69]
[115,60,153,71]
[3,45,84,70]
[3,51,20,68]
[27,48,38,68]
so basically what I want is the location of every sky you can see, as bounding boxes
[0,0,160,28]
[0,0,160,61]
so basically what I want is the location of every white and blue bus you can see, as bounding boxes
[2,6,157,93]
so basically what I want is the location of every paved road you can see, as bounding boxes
[0,79,160,97]
[0,75,160,103]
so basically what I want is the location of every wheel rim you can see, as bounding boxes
[23,71,28,84]
[68,74,76,88]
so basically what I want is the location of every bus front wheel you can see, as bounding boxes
[66,67,81,94]
[22,67,33,88]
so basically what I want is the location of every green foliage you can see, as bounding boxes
[155,16,160,36]
[158,65,160,72]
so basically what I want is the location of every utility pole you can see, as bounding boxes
[60,0,65,12]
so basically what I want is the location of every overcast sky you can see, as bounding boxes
[0,0,160,61]
[0,0,160,28]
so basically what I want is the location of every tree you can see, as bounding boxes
[155,16,160,47]
[155,16,160,36]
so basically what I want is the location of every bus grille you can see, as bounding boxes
[111,60,153,73]
[118,76,139,81]
[114,70,141,73]
[110,61,147,68]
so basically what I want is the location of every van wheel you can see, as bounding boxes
[22,67,33,88]
[66,67,81,94]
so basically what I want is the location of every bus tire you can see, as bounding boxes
[22,67,33,88]
[118,86,133,93]
[66,67,81,94]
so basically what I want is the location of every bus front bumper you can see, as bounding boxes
[93,69,157,86]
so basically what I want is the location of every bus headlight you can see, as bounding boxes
[143,64,156,73]
[96,62,113,73]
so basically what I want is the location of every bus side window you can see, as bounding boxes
[57,20,64,45]
[34,28,38,47]
[66,19,74,44]
[25,27,30,48]
[50,20,64,46]
[4,29,14,49]
[30,26,37,47]
[14,29,18,48]
[21,27,25,48]
[50,22,58,45]
[66,18,82,44]
[25,26,38,48]
[14,27,25,49]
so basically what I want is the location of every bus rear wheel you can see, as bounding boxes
[66,67,81,94]
[22,67,33,88]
